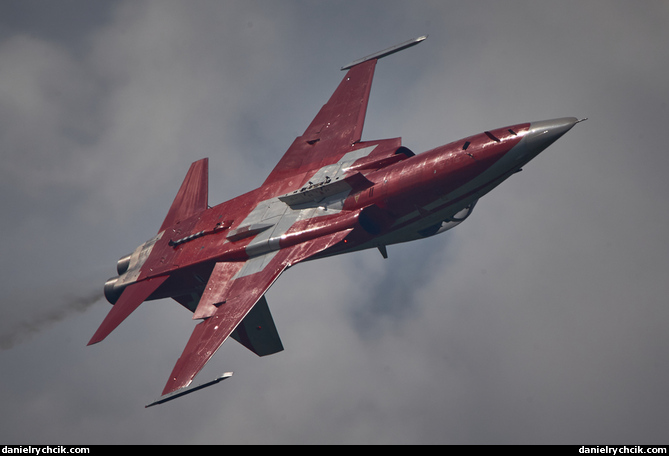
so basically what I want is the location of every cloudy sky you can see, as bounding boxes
[1,0,668,445]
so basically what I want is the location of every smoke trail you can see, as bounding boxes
[0,286,104,350]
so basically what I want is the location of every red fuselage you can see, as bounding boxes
[106,118,577,308]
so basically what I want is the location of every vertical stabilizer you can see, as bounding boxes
[230,295,284,356]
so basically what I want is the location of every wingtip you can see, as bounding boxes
[86,335,102,346]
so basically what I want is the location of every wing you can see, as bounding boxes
[262,60,377,185]
[262,36,427,186]
[161,228,351,396]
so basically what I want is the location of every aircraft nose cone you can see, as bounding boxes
[525,117,579,150]
[509,117,583,165]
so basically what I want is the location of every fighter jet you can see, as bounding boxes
[89,36,584,405]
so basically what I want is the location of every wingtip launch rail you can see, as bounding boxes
[340,35,428,70]
[145,372,233,408]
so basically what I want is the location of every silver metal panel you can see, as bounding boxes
[226,223,274,242]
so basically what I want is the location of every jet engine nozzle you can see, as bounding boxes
[104,276,126,305]
[116,253,132,275]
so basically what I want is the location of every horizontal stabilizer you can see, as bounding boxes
[88,275,169,345]
[230,295,284,356]
[159,158,209,232]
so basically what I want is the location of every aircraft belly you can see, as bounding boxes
[379,200,476,245]
[383,149,524,235]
